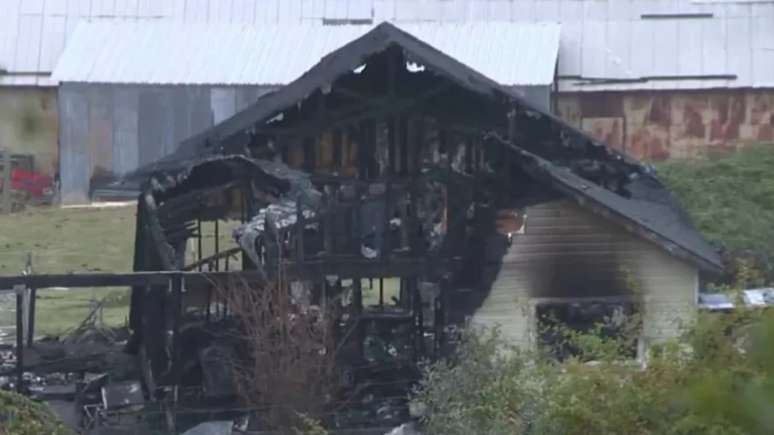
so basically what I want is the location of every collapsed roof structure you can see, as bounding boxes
[128,22,721,430]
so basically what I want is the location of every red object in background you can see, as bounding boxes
[9,168,53,197]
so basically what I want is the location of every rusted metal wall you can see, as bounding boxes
[472,200,698,349]
[557,89,774,161]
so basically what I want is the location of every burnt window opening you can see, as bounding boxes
[537,301,640,361]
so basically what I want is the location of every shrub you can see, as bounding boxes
[413,310,774,435]
[0,390,75,435]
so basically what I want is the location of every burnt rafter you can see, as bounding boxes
[248,81,455,142]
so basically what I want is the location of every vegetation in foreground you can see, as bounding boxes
[657,144,774,279]
[0,390,74,435]
[413,263,774,435]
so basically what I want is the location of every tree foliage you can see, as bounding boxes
[656,145,774,278]
[0,390,74,435]
[414,309,774,435]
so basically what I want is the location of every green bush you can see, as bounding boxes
[0,390,74,435]
[413,310,774,435]
[656,145,774,277]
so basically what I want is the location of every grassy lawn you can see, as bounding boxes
[0,205,135,336]
[0,204,245,337]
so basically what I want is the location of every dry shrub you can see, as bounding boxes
[218,274,337,430]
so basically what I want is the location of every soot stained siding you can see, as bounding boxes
[473,200,698,349]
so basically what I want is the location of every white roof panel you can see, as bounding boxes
[52,20,561,86]
[3,0,774,89]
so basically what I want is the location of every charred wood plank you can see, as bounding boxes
[0,271,267,290]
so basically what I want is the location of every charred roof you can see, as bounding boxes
[131,21,722,273]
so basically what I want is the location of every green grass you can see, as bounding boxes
[656,144,774,272]
[0,205,135,336]
[0,205,239,336]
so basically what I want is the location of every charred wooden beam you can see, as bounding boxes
[182,247,242,271]
[0,271,268,290]
[144,192,177,270]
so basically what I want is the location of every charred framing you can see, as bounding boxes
[127,22,722,424]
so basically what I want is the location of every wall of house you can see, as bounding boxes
[557,89,774,161]
[58,83,276,203]
[472,199,698,350]
[0,87,58,175]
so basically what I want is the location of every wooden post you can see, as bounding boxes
[171,276,183,382]
[382,181,392,257]
[214,220,220,271]
[2,149,11,214]
[296,201,305,262]
[27,288,36,348]
[323,190,334,255]
[25,253,35,348]
[15,285,24,393]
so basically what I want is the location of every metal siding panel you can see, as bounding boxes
[13,15,43,73]
[702,18,727,75]
[185,0,210,21]
[87,87,113,179]
[137,0,164,18]
[348,0,374,19]
[115,0,142,17]
[211,87,237,124]
[508,0,530,21]
[583,0,609,22]
[0,0,21,72]
[557,21,582,77]
[629,21,655,78]
[112,87,139,175]
[437,0,466,22]
[301,0,324,20]
[20,0,45,14]
[607,0,635,20]
[557,0,580,22]
[92,0,116,17]
[58,86,91,204]
[373,0,397,21]
[51,20,560,86]
[489,0,512,21]
[604,20,633,79]
[254,0,278,23]
[677,19,704,77]
[208,0,233,23]
[39,15,67,73]
[324,0,349,19]
[467,0,488,20]
[753,16,774,87]
[725,17,752,86]
[534,0,560,21]
[44,0,69,15]
[581,21,606,78]
[651,20,679,77]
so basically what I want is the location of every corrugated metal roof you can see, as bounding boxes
[52,20,561,86]
[4,0,774,89]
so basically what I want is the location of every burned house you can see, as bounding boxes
[127,21,721,423]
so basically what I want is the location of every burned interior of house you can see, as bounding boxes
[86,22,722,431]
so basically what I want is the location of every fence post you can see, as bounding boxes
[14,284,25,393]
[1,149,11,214]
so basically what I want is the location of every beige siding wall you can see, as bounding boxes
[472,199,698,350]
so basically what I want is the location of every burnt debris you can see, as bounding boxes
[110,22,723,432]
